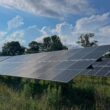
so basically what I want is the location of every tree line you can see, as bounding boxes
[0,35,68,56]
[0,33,98,56]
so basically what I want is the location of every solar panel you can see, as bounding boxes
[93,58,110,67]
[96,67,110,76]
[82,45,110,59]
[0,59,85,82]
[68,47,97,60]
[106,71,110,76]
[81,67,99,76]
[68,60,95,69]
[0,56,11,62]
[2,53,46,63]
[0,45,110,83]
[52,69,83,82]
[81,58,110,77]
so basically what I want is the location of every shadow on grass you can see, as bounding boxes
[57,82,96,110]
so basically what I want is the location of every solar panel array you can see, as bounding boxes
[81,58,110,77]
[0,45,110,83]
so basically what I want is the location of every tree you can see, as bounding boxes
[2,41,25,56]
[43,35,67,51]
[43,37,52,51]
[77,33,98,47]
[27,41,39,53]
[37,42,44,52]
[51,35,67,51]
[0,52,2,56]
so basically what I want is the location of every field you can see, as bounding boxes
[0,75,110,110]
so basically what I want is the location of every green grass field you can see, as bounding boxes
[0,76,110,110]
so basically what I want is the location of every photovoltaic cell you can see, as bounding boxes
[0,45,110,83]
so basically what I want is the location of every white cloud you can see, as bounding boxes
[5,30,25,43]
[0,31,7,37]
[98,26,110,45]
[1,15,26,49]
[0,30,25,50]
[1,12,110,50]
[27,25,38,31]
[74,13,110,45]
[35,13,110,47]
[0,0,94,18]
[0,15,25,50]
[0,31,7,49]
[99,26,110,36]
[52,22,77,46]
[8,15,24,30]
[35,22,78,47]
[35,26,52,42]
[75,13,110,33]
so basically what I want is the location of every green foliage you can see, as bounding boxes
[43,35,68,51]
[47,85,61,109]
[23,83,33,98]
[0,83,38,110]
[43,37,52,51]
[51,35,64,51]
[26,41,39,53]
[0,52,2,56]
[22,79,44,98]
[37,42,44,52]
[0,35,68,55]
[77,33,98,47]
[2,41,25,56]
[0,76,110,110]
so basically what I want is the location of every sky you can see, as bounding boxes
[0,0,110,49]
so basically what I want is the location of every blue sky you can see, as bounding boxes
[0,0,110,49]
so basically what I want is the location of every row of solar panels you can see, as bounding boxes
[0,45,110,83]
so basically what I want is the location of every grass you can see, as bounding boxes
[0,76,110,110]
